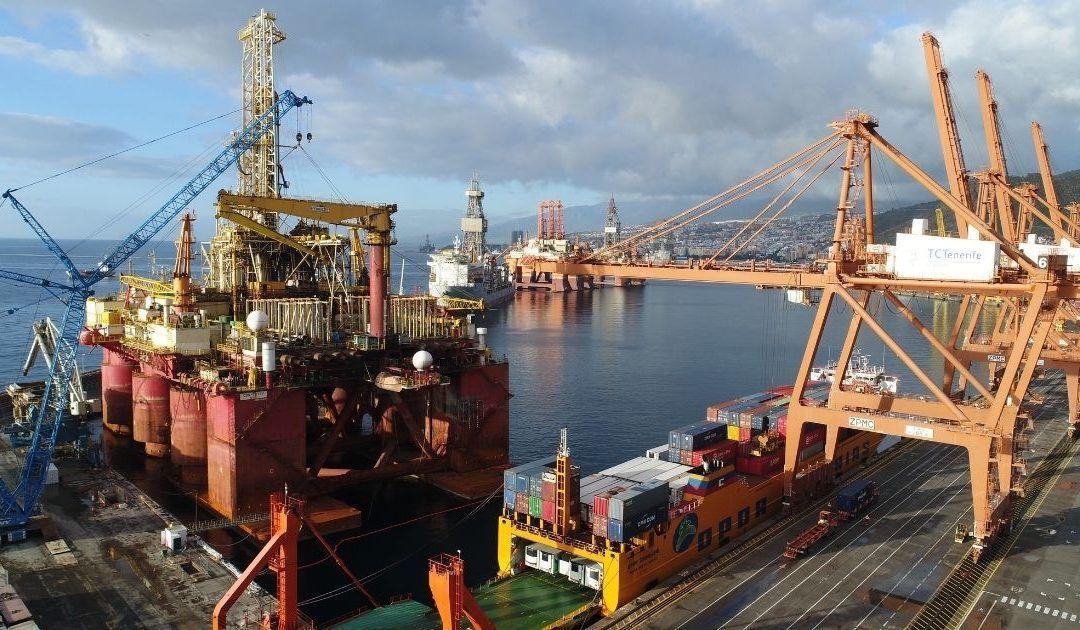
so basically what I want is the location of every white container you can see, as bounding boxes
[893,232,999,282]
[584,562,603,590]
[557,553,573,576]
[160,523,188,552]
[524,544,541,569]
[567,558,587,585]
[537,547,557,574]
[645,445,668,460]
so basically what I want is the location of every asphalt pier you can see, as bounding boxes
[0,430,270,628]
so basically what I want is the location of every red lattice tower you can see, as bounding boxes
[538,199,565,240]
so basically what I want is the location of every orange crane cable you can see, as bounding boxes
[704,140,845,265]
[720,148,847,264]
[595,136,842,260]
[707,149,830,262]
[615,135,846,258]
[587,132,838,259]
[584,131,840,261]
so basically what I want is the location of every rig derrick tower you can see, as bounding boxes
[603,196,621,248]
[461,174,488,263]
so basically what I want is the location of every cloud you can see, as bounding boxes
[3,0,1080,225]
[0,112,197,180]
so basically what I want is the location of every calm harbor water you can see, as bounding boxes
[0,237,990,621]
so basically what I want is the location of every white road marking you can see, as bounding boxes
[671,441,952,630]
[728,450,968,629]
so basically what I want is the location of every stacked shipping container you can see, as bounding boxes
[504,386,848,545]
[503,457,581,526]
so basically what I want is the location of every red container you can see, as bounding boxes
[736,452,784,476]
[542,500,556,522]
[739,427,751,443]
[592,515,608,537]
[515,493,529,514]
[542,479,556,502]
[802,425,826,447]
[690,440,738,466]
[776,414,788,437]
[680,449,693,466]
[593,494,608,518]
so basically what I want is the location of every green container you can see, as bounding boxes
[529,496,543,518]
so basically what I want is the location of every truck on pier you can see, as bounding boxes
[784,510,839,560]
[835,479,878,520]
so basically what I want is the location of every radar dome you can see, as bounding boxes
[246,310,269,332]
[412,350,434,371]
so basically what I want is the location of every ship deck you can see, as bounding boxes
[595,374,1075,629]
[334,569,597,629]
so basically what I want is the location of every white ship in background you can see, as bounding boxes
[809,349,899,394]
[428,176,515,306]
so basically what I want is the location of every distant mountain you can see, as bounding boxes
[397,167,1080,247]
[864,168,1080,241]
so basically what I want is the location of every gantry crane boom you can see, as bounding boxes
[84,91,312,286]
[976,70,1019,242]
[921,33,972,234]
[119,275,175,296]
[0,89,311,529]
[1031,121,1065,230]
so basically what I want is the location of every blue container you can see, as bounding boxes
[609,479,669,522]
[607,504,669,542]
[837,479,876,514]
[608,518,624,542]
[515,472,530,493]
[503,470,516,490]
[503,488,517,507]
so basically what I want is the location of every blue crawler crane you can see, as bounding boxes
[0,91,311,537]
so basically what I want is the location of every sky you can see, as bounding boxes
[0,0,1078,246]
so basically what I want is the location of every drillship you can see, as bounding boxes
[428,177,515,306]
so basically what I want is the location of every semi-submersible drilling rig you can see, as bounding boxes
[4,10,508,536]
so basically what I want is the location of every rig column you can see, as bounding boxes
[368,235,388,339]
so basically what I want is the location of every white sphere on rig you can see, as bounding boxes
[412,350,434,371]
[246,310,269,332]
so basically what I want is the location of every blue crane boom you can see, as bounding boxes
[0,89,311,529]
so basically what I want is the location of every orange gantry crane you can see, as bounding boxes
[507,31,1080,557]
[212,491,378,629]
[429,554,494,630]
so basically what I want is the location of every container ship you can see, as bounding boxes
[339,383,884,627]
[427,177,515,307]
